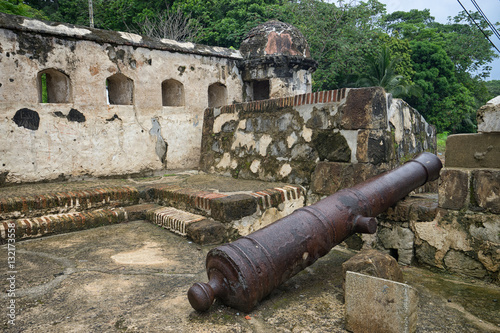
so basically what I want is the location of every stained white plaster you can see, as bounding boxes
[250,159,261,173]
[21,19,91,36]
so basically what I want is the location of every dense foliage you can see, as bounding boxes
[0,0,46,18]
[485,80,500,99]
[2,0,499,133]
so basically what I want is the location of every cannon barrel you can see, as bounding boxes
[188,152,442,312]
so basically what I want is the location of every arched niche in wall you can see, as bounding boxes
[37,68,72,103]
[208,82,228,108]
[162,79,185,106]
[106,73,134,105]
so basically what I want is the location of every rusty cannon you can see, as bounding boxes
[188,152,442,312]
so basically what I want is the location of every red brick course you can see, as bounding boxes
[0,209,126,243]
[0,186,139,218]
[208,89,347,116]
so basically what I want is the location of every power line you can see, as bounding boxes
[456,0,500,54]
[470,0,500,40]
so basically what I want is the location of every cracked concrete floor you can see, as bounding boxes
[1,221,499,332]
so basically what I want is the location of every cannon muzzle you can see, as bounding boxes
[188,152,442,312]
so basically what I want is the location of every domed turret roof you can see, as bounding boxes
[239,20,312,59]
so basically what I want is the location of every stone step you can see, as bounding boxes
[146,206,206,236]
[144,206,226,245]
[145,184,304,217]
[0,184,305,245]
[0,203,226,245]
[0,186,140,220]
[0,203,226,244]
[0,184,304,223]
[1,208,128,243]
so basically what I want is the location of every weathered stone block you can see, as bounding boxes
[472,169,500,213]
[186,219,225,245]
[477,95,500,133]
[310,162,382,195]
[356,130,393,164]
[345,271,417,333]
[438,168,470,210]
[341,87,387,130]
[415,240,438,268]
[342,249,404,285]
[377,226,415,265]
[312,131,351,162]
[384,194,439,222]
[356,130,370,162]
[389,98,437,163]
[210,194,257,223]
[467,212,500,244]
[443,250,487,278]
[445,133,500,168]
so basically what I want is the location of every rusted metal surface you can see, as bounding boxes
[188,152,442,312]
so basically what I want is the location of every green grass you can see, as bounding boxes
[437,132,449,155]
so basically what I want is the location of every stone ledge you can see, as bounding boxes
[445,133,500,169]
[383,194,439,222]
[148,184,304,219]
[123,203,160,220]
[146,206,205,236]
[438,168,500,213]
[0,186,140,219]
[0,208,127,243]
[186,219,226,245]
[210,194,258,223]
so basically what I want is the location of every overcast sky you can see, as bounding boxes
[375,0,500,80]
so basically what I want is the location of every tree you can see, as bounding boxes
[408,40,476,133]
[278,0,386,91]
[133,5,200,41]
[356,45,421,99]
[382,8,498,132]
[383,9,497,79]
[173,0,283,47]
[485,80,500,99]
[0,0,47,19]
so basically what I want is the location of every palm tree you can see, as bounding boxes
[357,46,421,98]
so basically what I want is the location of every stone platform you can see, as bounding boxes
[0,171,305,245]
[1,172,500,331]
[1,220,499,332]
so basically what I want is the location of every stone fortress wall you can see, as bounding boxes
[200,87,436,188]
[0,13,248,184]
[1,12,498,282]
[371,98,500,283]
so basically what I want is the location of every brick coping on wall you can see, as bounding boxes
[208,88,348,116]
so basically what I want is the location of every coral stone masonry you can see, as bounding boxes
[1,11,498,284]
[0,14,317,184]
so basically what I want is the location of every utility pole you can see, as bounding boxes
[89,0,94,28]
